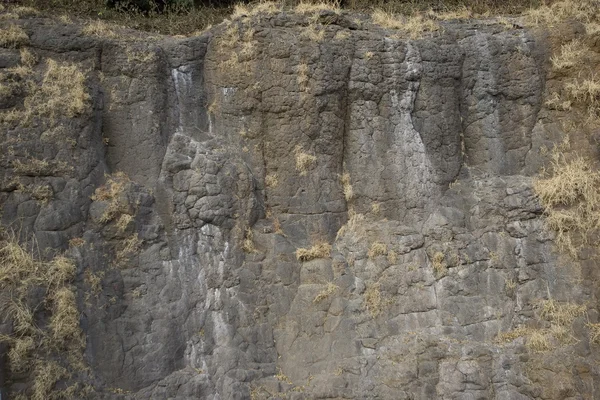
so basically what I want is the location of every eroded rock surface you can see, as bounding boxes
[1,10,599,400]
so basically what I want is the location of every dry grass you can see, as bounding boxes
[533,152,600,257]
[551,39,587,70]
[313,282,339,303]
[242,228,257,253]
[295,0,341,14]
[497,299,586,352]
[0,24,29,48]
[34,59,91,121]
[297,63,309,91]
[50,287,83,347]
[368,241,387,258]
[340,173,353,201]
[587,322,600,344]
[115,233,142,266]
[335,210,365,240]
[265,173,279,188]
[372,9,439,39]
[301,23,326,42]
[565,75,600,111]
[0,232,85,398]
[91,172,132,223]
[81,20,118,38]
[20,47,37,67]
[4,58,91,127]
[364,283,382,317]
[116,213,134,232]
[294,145,317,175]
[431,251,447,277]
[231,1,279,19]
[525,0,600,26]
[84,270,103,296]
[296,242,331,261]
[545,92,572,111]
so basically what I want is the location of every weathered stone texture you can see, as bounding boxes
[0,10,599,400]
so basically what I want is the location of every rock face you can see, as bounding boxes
[1,9,599,400]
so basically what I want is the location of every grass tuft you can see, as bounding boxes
[313,282,339,303]
[0,24,29,48]
[294,145,317,175]
[296,242,331,261]
[367,241,387,258]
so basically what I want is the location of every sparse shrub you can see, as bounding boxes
[296,242,331,261]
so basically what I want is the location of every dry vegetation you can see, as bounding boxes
[0,232,87,398]
[242,227,257,253]
[313,282,339,303]
[551,39,586,70]
[496,299,586,352]
[534,152,600,257]
[296,242,331,261]
[371,9,439,39]
[431,251,447,277]
[0,24,29,48]
[0,57,90,129]
[340,173,353,202]
[294,145,317,175]
[91,172,133,223]
[367,241,386,258]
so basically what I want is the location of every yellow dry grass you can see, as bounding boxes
[368,241,387,258]
[91,172,131,223]
[372,9,439,39]
[340,173,353,201]
[364,283,382,317]
[496,300,586,352]
[265,173,279,188]
[242,228,257,253]
[296,242,331,261]
[50,286,83,347]
[295,1,340,14]
[0,24,29,48]
[294,145,317,175]
[231,1,279,19]
[81,20,118,38]
[525,0,600,26]
[0,232,85,399]
[431,251,447,277]
[313,282,339,303]
[551,39,587,70]
[534,152,600,257]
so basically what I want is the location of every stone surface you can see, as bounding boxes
[0,10,599,400]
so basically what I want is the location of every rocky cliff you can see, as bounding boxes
[1,4,599,399]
